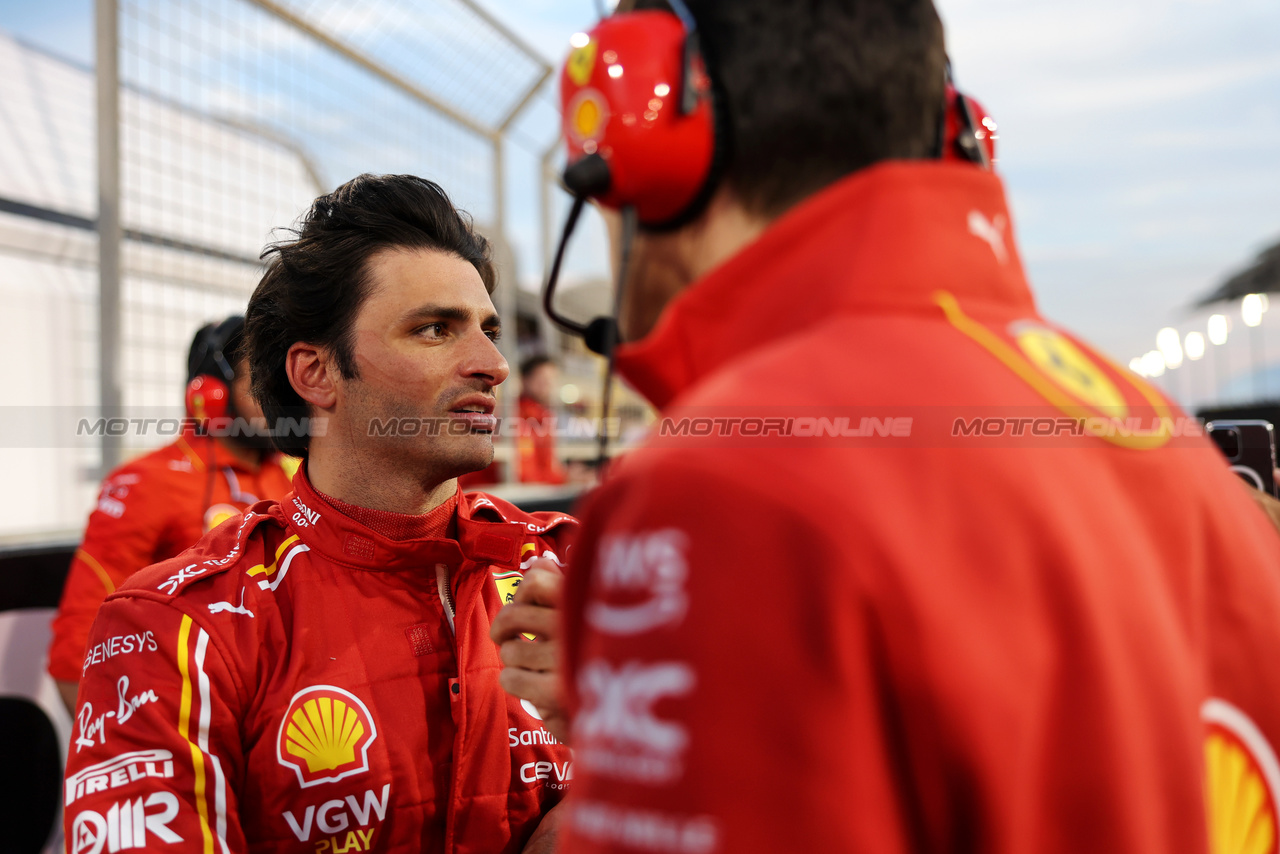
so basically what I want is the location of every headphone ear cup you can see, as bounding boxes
[560,11,717,227]
[186,375,231,424]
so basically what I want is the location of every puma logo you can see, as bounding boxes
[208,588,254,618]
[967,210,1008,264]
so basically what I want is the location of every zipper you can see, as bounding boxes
[435,563,456,634]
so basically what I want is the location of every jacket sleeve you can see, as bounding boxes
[49,467,181,681]
[559,453,913,854]
[64,593,247,854]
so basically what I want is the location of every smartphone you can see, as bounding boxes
[1206,420,1278,498]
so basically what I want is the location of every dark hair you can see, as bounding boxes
[520,354,554,380]
[246,174,494,457]
[187,315,244,384]
[630,0,946,217]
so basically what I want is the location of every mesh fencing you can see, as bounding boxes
[0,0,554,538]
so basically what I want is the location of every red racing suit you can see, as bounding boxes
[559,162,1280,853]
[49,433,296,682]
[63,469,577,854]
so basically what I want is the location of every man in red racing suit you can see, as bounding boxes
[65,469,574,854]
[63,174,576,853]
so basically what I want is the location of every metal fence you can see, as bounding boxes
[98,0,553,470]
[0,0,565,540]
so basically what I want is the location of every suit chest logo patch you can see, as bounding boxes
[493,569,523,606]
[1203,698,1280,854]
[277,686,378,788]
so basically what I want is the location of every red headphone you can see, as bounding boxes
[558,2,996,228]
[184,316,243,425]
[943,83,997,168]
[560,7,716,228]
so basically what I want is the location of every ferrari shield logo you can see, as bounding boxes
[566,40,597,87]
[1011,321,1126,415]
[493,566,535,640]
[493,569,522,606]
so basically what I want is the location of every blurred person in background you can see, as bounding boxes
[495,1,1280,852]
[47,315,295,715]
[62,175,573,854]
[518,354,568,485]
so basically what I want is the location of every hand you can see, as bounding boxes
[491,558,571,743]
[520,799,565,854]
[1242,471,1280,533]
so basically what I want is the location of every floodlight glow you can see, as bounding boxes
[1208,314,1229,345]
[560,383,580,405]
[1143,351,1166,378]
[608,64,624,79]
[1129,357,1146,376]
[569,32,591,48]
[1185,331,1205,361]
[1156,327,1183,369]
[1243,294,1265,327]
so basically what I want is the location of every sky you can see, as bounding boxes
[1,0,1278,388]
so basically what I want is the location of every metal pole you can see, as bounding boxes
[241,0,495,139]
[540,142,560,282]
[493,136,520,484]
[97,0,122,473]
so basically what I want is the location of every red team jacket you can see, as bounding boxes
[63,469,576,853]
[518,396,567,485]
[49,433,296,682]
[559,163,1280,853]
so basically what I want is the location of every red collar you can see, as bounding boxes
[614,161,1037,409]
[282,469,573,571]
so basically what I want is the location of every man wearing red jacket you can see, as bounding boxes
[507,1,1280,852]
[48,317,296,714]
[63,175,575,853]
[518,356,567,485]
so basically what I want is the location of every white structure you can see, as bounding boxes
[0,33,320,541]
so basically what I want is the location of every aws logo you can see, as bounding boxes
[278,686,378,788]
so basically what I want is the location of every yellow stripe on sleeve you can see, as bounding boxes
[177,615,215,854]
[76,549,116,594]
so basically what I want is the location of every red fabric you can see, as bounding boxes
[559,161,1280,853]
[317,488,459,540]
[65,469,578,853]
[48,433,295,681]
[518,396,567,485]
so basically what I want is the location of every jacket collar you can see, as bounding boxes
[283,468,573,572]
[177,430,286,475]
[614,160,1037,409]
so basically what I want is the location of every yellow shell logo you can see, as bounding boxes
[1204,699,1280,854]
[277,686,378,788]
[1011,322,1127,415]
[566,89,608,143]
[566,40,597,87]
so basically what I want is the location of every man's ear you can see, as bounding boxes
[286,342,338,410]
